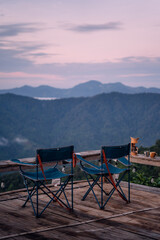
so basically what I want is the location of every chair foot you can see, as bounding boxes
[100,206,104,210]
[22,204,25,208]
[69,208,74,213]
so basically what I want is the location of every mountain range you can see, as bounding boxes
[0,81,160,98]
[0,92,160,160]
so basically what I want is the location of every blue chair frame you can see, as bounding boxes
[12,145,74,217]
[77,144,131,209]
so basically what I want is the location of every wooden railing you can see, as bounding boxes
[0,150,160,173]
[130,154,160,167]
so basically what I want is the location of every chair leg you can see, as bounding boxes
[55,176,72,207]
[82,174,100,201]
[116,171,129,202]
[94,179,109,196]
[22,175,74,217]
[39,177,72,214]
[40,183,55,201]
[22,183,36,208]
[52,177,72,209]
[71,174,73,211]
[128,169,130,203]
[84,174,102,209]
[118,183,126,199]
[100,175,104,209]
[61,175,74,211]
[22,177,37,217]
[102,175,118,208]
[36,182,39,218]
[102,172,128,208]
[56,176,71,198]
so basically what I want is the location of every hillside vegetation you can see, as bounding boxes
[0,92,160,160]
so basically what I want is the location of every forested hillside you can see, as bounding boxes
[0,92,160,160]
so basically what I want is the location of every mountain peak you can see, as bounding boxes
[74,80,102,88]
[0,81,160,98]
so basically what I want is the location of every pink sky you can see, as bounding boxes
[0,0,160,89]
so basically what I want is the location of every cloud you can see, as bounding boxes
[0,72,63,80]
[0,136,30,146]
[119,73,157,78]
[30,53,50,57]
[0,43,160,88]
[66,22,122,32]
[29,52,60,57]
[0,40,54,71]
[13,137,29,145]
[0,23,41,37]
[0,38,59,70]
[0,137,8,146]
[0,48,33,72]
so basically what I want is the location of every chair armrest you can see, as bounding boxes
[11,159,36,166]
[76,154,101,170]
[117,157,131,166]
[62,159,72,164]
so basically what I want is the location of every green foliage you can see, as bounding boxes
[130,164,160,187]
[0,93,160,160]
[0,171,48,193]
[0,172,24,192]
[139,139,160,156]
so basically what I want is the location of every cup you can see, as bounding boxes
[150,152,156,158]
[144,151,150,157]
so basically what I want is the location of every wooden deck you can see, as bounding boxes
[0,181,160,240]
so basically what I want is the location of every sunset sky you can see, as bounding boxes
[0,0,160,89]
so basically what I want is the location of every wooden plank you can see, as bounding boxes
[131,154,160,167]
[0,182,160,239]
[96,218,160,240]
[1,206,159,240]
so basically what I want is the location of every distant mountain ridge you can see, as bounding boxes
[0,80,160,98]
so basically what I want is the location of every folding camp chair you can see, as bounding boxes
[77,144,131,209]
[11,145,75,217]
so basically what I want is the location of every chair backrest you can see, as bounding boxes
[102,143,130,159]
[36,145,74,163]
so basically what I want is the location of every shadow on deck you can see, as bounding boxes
[0,181,160,240]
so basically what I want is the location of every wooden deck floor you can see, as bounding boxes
[0,181,160,240]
